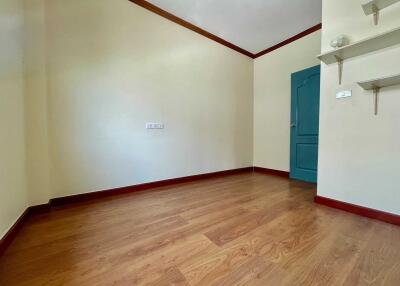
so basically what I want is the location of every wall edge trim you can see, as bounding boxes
[50,167,253,207]
[1,167,255,255]
[128,0,321,59]
[128,0,254,58]
[314,195,400,226]
[4,169,398,256]
[253,166,290,178]
[0,208,30,257]
[253,23,322,58]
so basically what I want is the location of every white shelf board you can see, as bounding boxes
[317,27,400,64]
[358,73,400,90]
[362,0,400,15]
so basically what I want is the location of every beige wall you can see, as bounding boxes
[44,0,253,197]
[1,0,253,237]
[318,0,400,214]
[0,0,320,237]
[4,0,398,239]
[253,31,321,171]
[23,0,51,205]
[0,0,29,238]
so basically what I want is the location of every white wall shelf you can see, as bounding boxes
[358,73,400,115]
[318,27,400,65]
[362,0,400,25]
[358,73,400,90]
[317,27,400,84]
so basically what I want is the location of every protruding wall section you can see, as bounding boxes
[0,0,29,238]
[23,0,52,206]
[317,0,400,215]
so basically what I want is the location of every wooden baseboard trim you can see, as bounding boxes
[51,166,292,207]
[0,203,54,256]
[314,195,400,226]
[28,203,52,215]
[0,208,30,256]
[253,166,290,178]
[0,166,301,256]
[0,167,255,256]
[50,167,253,207]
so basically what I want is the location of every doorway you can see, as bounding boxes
[290,65,320,183]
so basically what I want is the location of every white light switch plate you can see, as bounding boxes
[146,123,164,129]
[336,90,352,99]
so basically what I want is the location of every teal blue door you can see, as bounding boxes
[290,65,320,183]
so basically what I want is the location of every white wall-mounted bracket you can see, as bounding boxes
[358,73,400,116]
[372,86,380,115]
[372,4,380,25]
[318,27,400,87]
[334,55,344,85]
[362,0,400,25]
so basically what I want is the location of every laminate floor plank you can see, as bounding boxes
[1,173,399,285]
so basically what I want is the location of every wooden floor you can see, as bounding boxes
[1,173,400,285]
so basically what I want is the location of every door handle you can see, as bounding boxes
[290,123,296,128]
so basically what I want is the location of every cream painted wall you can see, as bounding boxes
[44,0,254,197]
[5,0,398,240]
[253,31,321,171]
[23,0,51,205]
[318,0,400,214]
[0,0,29,238]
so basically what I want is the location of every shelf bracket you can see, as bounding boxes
[334,55,344,85]
[372,85,380,116]
[372,4,380,25]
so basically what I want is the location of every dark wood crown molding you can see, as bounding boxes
[128,0,321,59]
[128,0,254,58]
[253,23,322,58]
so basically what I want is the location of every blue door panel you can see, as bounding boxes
[297,75,320,136]
[296,144,318,170]
[290,65,320,183]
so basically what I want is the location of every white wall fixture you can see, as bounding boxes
[362,0,400,25]
[358,73,400,115]
[336,90,352,99]
[330,35,349,49]
[146,123,165,129]
[329,35,349,84]
[318,27,400,84]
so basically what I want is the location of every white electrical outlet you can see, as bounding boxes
[146,123,164,129]
[336,90,352,99]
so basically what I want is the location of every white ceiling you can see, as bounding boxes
[147,0,322,54]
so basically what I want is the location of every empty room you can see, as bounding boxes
[1,0,400,285]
